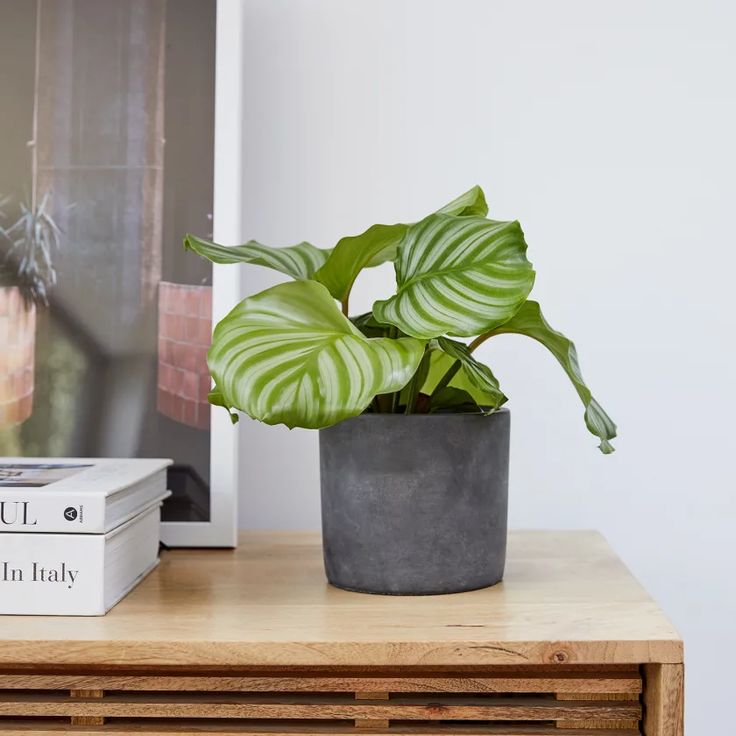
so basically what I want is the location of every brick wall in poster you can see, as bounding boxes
[157,282,212,431]
[0,287,35,428]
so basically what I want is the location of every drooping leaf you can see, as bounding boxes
[208,280,425,429]
[373,214,535,339]
[422,337,506,413]
[184,234,331,280]
[314,185,489,304]
[490,301,616,454]
[315,223,407,305]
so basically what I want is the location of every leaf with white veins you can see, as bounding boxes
[184,234,330,280]
[373,214,535,339]
[208,280,425,429]
[489,301,616,453]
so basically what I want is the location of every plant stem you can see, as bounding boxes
[375,393,392,413]
[388,325,401,413]
[468,330,496,353]
[404,347,430,414]
[431,332,495,402]
[341,296,349,317]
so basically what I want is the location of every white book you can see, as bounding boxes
[0,458,171,533]
[0,498,167,616]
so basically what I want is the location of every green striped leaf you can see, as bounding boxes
[184,234,330,280]
[314,186,489,304]
[424,337,506,412]
[490,301,616,454]
[435,184,488,217]
[373,214,535,339]
[208,280,425,429]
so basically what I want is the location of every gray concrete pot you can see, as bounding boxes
[319,410,509,595]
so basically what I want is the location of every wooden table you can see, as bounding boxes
[0,531,683,735]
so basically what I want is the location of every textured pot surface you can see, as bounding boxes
[319,410,510,595]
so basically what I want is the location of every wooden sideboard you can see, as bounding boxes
[0,531,683,735]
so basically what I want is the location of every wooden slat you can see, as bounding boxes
[70,689,104,727]
[354,720,391,729]
[642,664,684,736]
[0,720,642,735]
[555,694,640,701]
[555,691,640,729]
[0,693,642,721]
[0,675,643,694]
[555,693,639,732]
[355,692,390,728]
[0,664,643,677]
[556,721,639,730]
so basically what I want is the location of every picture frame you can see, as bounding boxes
[0,0,239,548]
[160,0,243,549]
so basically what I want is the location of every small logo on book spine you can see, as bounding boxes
[63,507,79,522]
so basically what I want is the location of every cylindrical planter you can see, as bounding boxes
[0,286,36,429]
[319,410,510,595]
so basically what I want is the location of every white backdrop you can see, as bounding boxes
[218,1,736,731]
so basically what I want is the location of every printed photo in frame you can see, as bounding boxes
[0,0,238,547]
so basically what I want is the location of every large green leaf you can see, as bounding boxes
[184,234,330,280]
[313,185,489,304]
[208,280,425,429]
[490,301,616,453]
[423,337,506,412]
[373,214,535,339]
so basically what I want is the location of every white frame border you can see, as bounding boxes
[161,0,243,548]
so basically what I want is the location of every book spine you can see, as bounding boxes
[0,533,105,615]
[0,493,105,533]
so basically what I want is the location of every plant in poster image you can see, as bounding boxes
[0,191,64,307]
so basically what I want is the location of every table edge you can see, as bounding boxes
[0,638,684,667]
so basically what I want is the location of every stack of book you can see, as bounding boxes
[0,458,171,615]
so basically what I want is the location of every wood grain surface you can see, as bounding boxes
[0,531,682,668]
[0,673,643,694]
[0,693,643,721]
[0,722,642,736]
[643,663,684,735]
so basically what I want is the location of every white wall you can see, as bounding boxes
[226,1,736,730]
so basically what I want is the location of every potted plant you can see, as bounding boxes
[0,193,61,428]
[185,186,616,595]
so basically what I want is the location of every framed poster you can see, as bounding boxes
[0,0,238,547]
